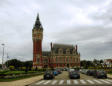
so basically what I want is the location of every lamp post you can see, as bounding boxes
[1,43,5,70]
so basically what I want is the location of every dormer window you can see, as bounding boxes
[66,48,70,54]
[59,48,63,54]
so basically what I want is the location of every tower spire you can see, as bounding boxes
[34,13,43,29]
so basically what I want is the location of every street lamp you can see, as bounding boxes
[1,43,5,70]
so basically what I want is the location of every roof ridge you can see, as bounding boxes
[53,43,73,46]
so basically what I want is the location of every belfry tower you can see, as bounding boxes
[32,14,43,68]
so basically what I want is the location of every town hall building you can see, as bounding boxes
[32,14,80,68]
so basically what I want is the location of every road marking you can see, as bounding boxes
[93,79,102,84]
[51,80,58,85]
[86,80,94,84]
[100,79,111,84]
[59,80,64,85]
[67,80,71,85]
[43,80,51,85]
[35,80,45,85]
[80,80,86,84]
[73,80,79,84]
[106,79,112,83]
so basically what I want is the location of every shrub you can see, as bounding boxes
[9,66,15,70]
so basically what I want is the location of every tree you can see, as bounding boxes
[5,59,33,71]
[0,64,2,69]
[100,60,103,63]
[5,59,22,70]
[23,61,33,71]
[81,60,94,69]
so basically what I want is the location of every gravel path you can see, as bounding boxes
[0,75,43,86]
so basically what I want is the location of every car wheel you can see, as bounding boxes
[97,76,100,79]
[105,76,107,78]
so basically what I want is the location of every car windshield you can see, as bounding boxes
[71,72,78,74]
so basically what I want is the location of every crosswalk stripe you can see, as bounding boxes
[51,80,58,85]
[35,79,112,85]
[43,80,51,85]
[80,80,86,84]
[35,80,45,85]
[93,79,102,84]
[73,80,79,84]
[87,80,94,84]
[59,80,64,85]
[67,80,71,84]
[106,79,112,83]
[100,79,111,84]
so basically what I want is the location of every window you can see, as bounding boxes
[37,58,40,63]
[66,49,70,54]
[59,48,63,54]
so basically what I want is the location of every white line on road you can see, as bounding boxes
[35,80,45,85]
[100,79,111,84]
[67,80,71,85]
[43,80,51,85]
[80,80,86,84]
[59,80,64,85]
[73,80,79,84]
[93,79,102,84]
[51,80,58,85]
[106,79,112,83]
[86,80,94,84]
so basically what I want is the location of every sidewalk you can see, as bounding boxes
[0,75,43,86]
[107,74,112,79]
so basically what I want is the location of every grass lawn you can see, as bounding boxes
[0,71,44,82]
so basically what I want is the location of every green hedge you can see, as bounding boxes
[0,72,44,82]
[0,70,43,76]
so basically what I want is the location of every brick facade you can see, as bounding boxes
[32,14,80,68]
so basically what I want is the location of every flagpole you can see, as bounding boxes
[1,43,5,70]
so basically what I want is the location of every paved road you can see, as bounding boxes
[28,71,112,86]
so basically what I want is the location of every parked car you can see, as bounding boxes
[69,71,80,79]
[53,70,58,76]
[93,70,107,78]
[81,69,88,74]
[43,71,55,80]
[56,69,62,74]
[64,68,68,71]
[87,70,95,76]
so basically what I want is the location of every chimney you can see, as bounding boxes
[76,45,78,51]
[50,42,53,50]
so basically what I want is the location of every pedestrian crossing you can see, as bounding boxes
[35,79,112,85]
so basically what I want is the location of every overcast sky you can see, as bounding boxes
[0,0,112,63]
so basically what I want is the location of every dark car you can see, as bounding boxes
[87,70,95,76]
[44,71,55,80]
[93,70,107,78]
[69,71,80,79]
